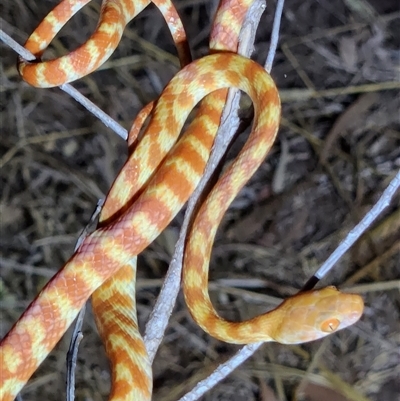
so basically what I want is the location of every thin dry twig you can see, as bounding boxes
[264,0,285,72]
[145,2,285,398]
[0,29,128,140]
[177,342,264,401]
[66,199,104,401]
[144,0,267,358]
[303,170,400,290]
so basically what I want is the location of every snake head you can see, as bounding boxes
[273,286,364,344]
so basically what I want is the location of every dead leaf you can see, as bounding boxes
[301,383,351,401]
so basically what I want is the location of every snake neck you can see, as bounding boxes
[184,287,285,344]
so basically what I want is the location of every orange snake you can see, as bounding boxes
[0,1,364,400]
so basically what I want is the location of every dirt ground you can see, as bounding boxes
[1,0,399,400]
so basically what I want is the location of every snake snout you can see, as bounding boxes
[340,293,364,326]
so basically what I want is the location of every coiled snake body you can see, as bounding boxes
[0,1,364,400]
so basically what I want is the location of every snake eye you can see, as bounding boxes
[321,318,340,332]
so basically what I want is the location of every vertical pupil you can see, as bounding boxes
[321,318,340,332]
